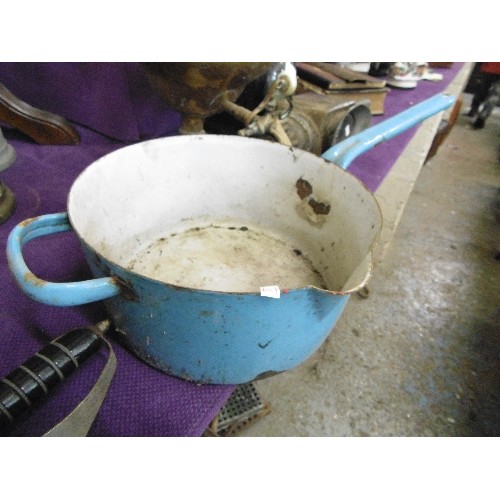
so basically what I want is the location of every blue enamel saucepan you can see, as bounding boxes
[7,94,455,384]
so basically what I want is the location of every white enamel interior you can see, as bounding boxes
[67,135,382,293]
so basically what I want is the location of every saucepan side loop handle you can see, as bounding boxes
[321,93,456,170]
[6,212,121,307]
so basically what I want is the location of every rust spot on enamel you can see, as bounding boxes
[296,178,331,216]
[308,198,331,215]
[19,216,39,228]
[24,271,46,287]
[296,178,313,199]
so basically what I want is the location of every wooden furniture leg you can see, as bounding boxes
[0,83,80,145]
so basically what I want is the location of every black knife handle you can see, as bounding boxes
[0,326,103,430]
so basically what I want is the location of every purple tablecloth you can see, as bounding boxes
[0,63,463,436]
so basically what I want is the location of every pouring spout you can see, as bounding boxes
[321,93,456,170]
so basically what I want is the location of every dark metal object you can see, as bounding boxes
[0,320,109,431]
[283,92,372,155]
[368,62,393,78]
[0,127,16,224]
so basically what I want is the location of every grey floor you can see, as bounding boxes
[237,93,500,437]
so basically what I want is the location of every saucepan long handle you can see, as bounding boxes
[7,212,121,306]
[321,93,456,169]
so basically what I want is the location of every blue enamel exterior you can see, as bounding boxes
[6,213,121,306]
[82,241,350,384]
[7,212,350,384]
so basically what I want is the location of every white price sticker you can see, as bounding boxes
[260,285,281,299]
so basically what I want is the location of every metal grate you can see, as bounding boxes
[208,383,271,436]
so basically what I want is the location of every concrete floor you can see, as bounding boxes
[238,93,500,437]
